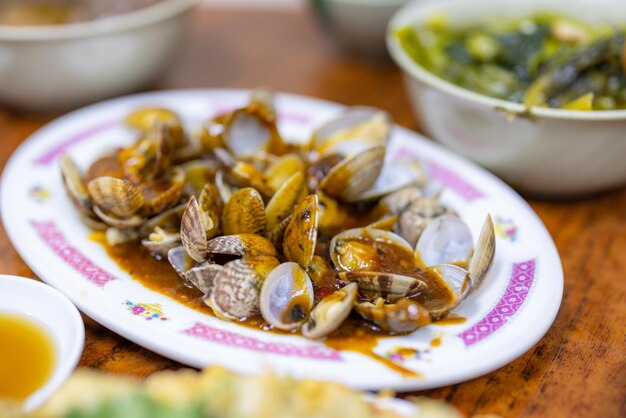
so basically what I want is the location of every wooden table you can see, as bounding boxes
[1,7,624,417]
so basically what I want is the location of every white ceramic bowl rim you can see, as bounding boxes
[387,0,626,121]
[0,275,84,412]
[0,0,198,41]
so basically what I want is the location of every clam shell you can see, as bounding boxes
[265,214,292,249]
[329,228,414,272]
[302,282,357,339]
[422,264,472,320]
[88,177,145,218]
[339,271,426,302]
[468,215,496,290]
[139,203,186,237]
[222,187,267,235]
[231,162,274,198]
[93,205,144,229]
[397,196,452,247]
[318,145,385,201]
[185,262,223,296]
[181,196,213,263]
[345,160,425,203]
[125,107,182,133]
[283,194,319,269]
[354,297,431,333]
[105,227,138,246]
[206,234,277,258]
[141,227,181,258]
[265,153,306,193]
[215,169,237,203]
[415,214,473,268]
[141,166,185,216]
[378,186,423,215]
[180,159,219,197]
[198,182,223,240]
[312,107,391,156]
[60,154,91,217]
[207,256,280,320]
[265,171,306,233]
[167,246,196,278]
[260,262,314,331]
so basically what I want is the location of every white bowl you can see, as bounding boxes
[0,276,84,412]
[387,0,626,196]
[311,0,409,56]
[0,0,197,113]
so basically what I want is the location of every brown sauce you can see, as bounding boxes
[434,313,467,326]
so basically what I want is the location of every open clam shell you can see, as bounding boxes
[260,262,314,331]
[283,194,319,269]
[206,234,277,258]
[167,246,196,278]
[222,187,267,235]
[92,205,144,229]
[265,171,306,233]
[60,154,92,217]
[141,227,181,258]
[468,215,496,290]
[421,264,472,321]
[397,196,453,247]
[88,176,145,218]
[141,166,186,216]
[185,262,223,297]
[329,227,414,272]
[339,271,426,303]
[139,203,185,237]
[181,196,213,263]
[354,297,431,334]
[265,153,306,193]
[207,255,280,320]
[415,214,474,268]
[318,145,385,201]
[311,107,391,156]
[344,159,425,203]
[302,282,357,339]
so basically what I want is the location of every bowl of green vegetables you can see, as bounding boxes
[387,0,626,196]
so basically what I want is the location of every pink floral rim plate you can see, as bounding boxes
[0,90,563,391]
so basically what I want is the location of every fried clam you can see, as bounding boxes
[140,166,186,217]
[354,297,431,334]
[311,107,391,156]
[283,194,319,269]
[141,226,181,258]
[418,264,472,321]
[180,158,219,197]
[318,145,386,202]
[221,89,287,158]
[207,255,280,320]
[265,171,306,233]
[378,186,423,215]
[260,262,314,331]
[345,159,425,203]
[88,176,146,228]
[168,245,222,294]
[264,153,306,193]
[140,203,186,257]
[222,187,267,236]
[105,227,139,246]
[415,214,496,290]
[205,234,277,258]
[180,184,223,263]
[60,154,106,229]
[302,282,357,339]
[396,194,454,247]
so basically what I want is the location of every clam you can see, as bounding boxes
[338,271,425,303]
[396,195,453,247]
[92,205,144,229]
[265,171,306,233]
[283,194,319,269]
[185,262,223,296]
[302,282,357,339]
[307,255,342,297]
[206,234,277,258]
[141,227,181,258]
[141,166,186,217]
[87,177,144,218]
[329,228,414,273]
[215,169,237,203]
[207,255,280,320]
[265,214,291,249]
[366,215,398,231]
[60,154,91,217]
[167,246,196,278]
[222,187,266,235]
[105,227,138,246]
[311,107,391,156]
[378,186,423,216]
[125,107,182,134]
[139,203,186,237]
[181,196,214,263]
[221,89,286,158]
[418,264,472,321]
[265,153,306,193]
[260,262,314,331]
[318,145,385,201]
[345,160,425,203]
[180,159,219,197]
[354,297,431,333]
[414,214,474,268]
[468,215,496,290]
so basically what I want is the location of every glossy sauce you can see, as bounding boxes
[0,313,56,401]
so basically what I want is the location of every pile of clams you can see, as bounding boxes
[61,89,495,339]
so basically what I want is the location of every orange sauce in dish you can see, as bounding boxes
[0,313,56,401]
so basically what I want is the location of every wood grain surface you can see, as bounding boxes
[0,7,624,418]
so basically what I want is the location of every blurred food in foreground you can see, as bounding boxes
[397,14,626,110]
[0,367,491,418]
[0,0,162,25]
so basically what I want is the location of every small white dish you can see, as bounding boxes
[0,275,84,412]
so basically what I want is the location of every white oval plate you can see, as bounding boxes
[1,89,563,391]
